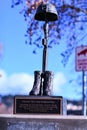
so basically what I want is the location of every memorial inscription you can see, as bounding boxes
[14,96,63,114]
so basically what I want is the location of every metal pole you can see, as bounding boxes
[42,21,48,72]
[39,21,48,96]
[82,71,87,115]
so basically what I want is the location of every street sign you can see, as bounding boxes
[76,46,87,71]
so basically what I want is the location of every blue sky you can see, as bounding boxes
[0,0,84,100]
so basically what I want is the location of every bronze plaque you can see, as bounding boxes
[14,96,63,114]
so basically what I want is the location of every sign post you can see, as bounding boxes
[82,71,87,115]
[76,46,87,115]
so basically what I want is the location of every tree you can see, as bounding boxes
[11,0,87,66]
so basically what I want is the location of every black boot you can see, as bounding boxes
[29,71,42,95]
[43,71,54,96]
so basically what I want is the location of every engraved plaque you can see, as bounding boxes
[14,96,64,115]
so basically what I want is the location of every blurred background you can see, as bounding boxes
[0,0,87,115]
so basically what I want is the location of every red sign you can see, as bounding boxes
[76,46,87,71]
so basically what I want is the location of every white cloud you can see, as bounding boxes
[0,70,33,95]
[0,70,66,96]
[53,72,67,95]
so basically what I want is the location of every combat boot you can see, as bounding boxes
[43,71,54,96]
[29,71,42,95]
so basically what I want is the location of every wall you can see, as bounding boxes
[0,115,87,130]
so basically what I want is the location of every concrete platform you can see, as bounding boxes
[0,114,87,130]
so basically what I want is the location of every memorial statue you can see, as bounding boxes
[14,2,66,115]
[13,3,66,115]
[29,2,58,96]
